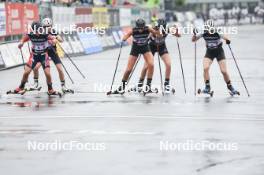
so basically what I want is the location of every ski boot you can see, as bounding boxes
[164,85,175,94]
[228,86,240,96]
[198,86,214,97]
[47,89,62,97]
[129,82,143,93]
[109,85,125,95]
[27,82,42,91]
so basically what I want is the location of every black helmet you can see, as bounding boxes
[157,18,167,28]
[136,18,146,28]
[31,21,42,31]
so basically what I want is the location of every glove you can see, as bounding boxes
[18,42,23,49]
[226,40,231,45]
[193,28,198,35]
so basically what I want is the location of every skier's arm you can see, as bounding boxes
[192,28,202,42]
[55,35,63,43]
[149,27,162,37]
[170,25,181,37]
[192,34,202,42]
[48,35,58,45]
[192,35,202,42]
[18,35,30,49]
[221,34,231,44]
[122,30,132,41]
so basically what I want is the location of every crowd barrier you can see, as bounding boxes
[0,41,31,70]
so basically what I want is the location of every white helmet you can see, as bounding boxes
[42,17,52,27]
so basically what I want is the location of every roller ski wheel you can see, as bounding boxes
[128,87,136,93]
[143,88,159,96]
[229,90,240,96]
[6,88,26,95]
[62,88,74,94]
[164,87,176,95]
[128,86,143,93]
[197,88,214,97]
[47,90,62,97]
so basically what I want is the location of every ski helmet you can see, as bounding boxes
[204,19,215,32]
[42,17,53,27]
[157,18,167,28]
[136,18,146,28]
[31,21,42,31]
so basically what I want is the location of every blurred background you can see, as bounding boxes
[0,0,263,69]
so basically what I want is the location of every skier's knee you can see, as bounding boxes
[221,70,228,76]
[147,62,154,70]
[204,66,210,73]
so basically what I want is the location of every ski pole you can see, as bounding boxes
[27,42,31,53]
[193,28,197,96]
[127,54,141,84]
[176,38,186,94]
[157,45,164,96]
[49,46,74,84]
[60,61,74,84]
[107,42,123,95]
[228,44,250,97]
[19,49,25,70]
[194,41,197,96]
[58,44,86,79]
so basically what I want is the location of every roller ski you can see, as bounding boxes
[25,82,42,92]
[25,86,42,91]
[128,84,143,93]
[197,87,214,97]
[62,86,74,94]
[6,88,26,95]
[143,85,158,96]
[47,89,62,97]
[107,85,125,95]
[26,86,42,92]
[228,85,240,96]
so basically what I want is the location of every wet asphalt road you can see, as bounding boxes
[0,25,264,175]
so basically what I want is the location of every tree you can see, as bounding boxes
[175,0,186,6]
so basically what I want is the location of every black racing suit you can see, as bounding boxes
[130,26,151,57]
[149,31,168,56]
[197,32,226,61]
[26,33,50,69]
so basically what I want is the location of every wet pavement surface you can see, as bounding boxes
[0,25,264,175]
